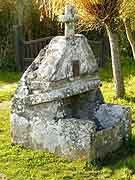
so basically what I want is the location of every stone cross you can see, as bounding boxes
[59,5,79,37]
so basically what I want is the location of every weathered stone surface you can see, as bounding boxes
[95,104,131,158]
[96,104,131,127]
[94,123,124,160]
[30,118,96,160]
[10,5,132,162]
[11,113,29,146]
[36,35,98,81]
[59,5,79,37]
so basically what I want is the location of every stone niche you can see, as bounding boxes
[11,34,132,161]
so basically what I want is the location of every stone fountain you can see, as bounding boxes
[11,5,132,161]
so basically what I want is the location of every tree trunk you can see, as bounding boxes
[17,0,24,26]
[27,0,33,40]
[106,25,125,98]
[124,18,135,61]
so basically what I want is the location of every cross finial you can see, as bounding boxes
[59,5,79,37]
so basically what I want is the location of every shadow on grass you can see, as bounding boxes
[90,135,135,172]
[123,96,135,103]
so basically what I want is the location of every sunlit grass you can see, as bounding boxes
[0,83,17,102]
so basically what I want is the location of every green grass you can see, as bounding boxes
[0,71,21,102]
[0,71,21,86]
[0,57,135,180]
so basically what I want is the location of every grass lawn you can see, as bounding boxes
[0,58,135,180]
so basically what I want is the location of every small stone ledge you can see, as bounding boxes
[28,74,99,92]
[25,79,100,105]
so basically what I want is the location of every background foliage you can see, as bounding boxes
[0,0,16,71]
[0,0,58,71]
[23,0,59,40]
[121,0,135,30]
[0,0,134,71]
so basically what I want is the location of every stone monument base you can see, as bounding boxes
[11,104,131,161]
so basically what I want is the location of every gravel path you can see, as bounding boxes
[0,83,17,90]
[0,84,13,110]
[0,101,10,110]
[0,173,7,180]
